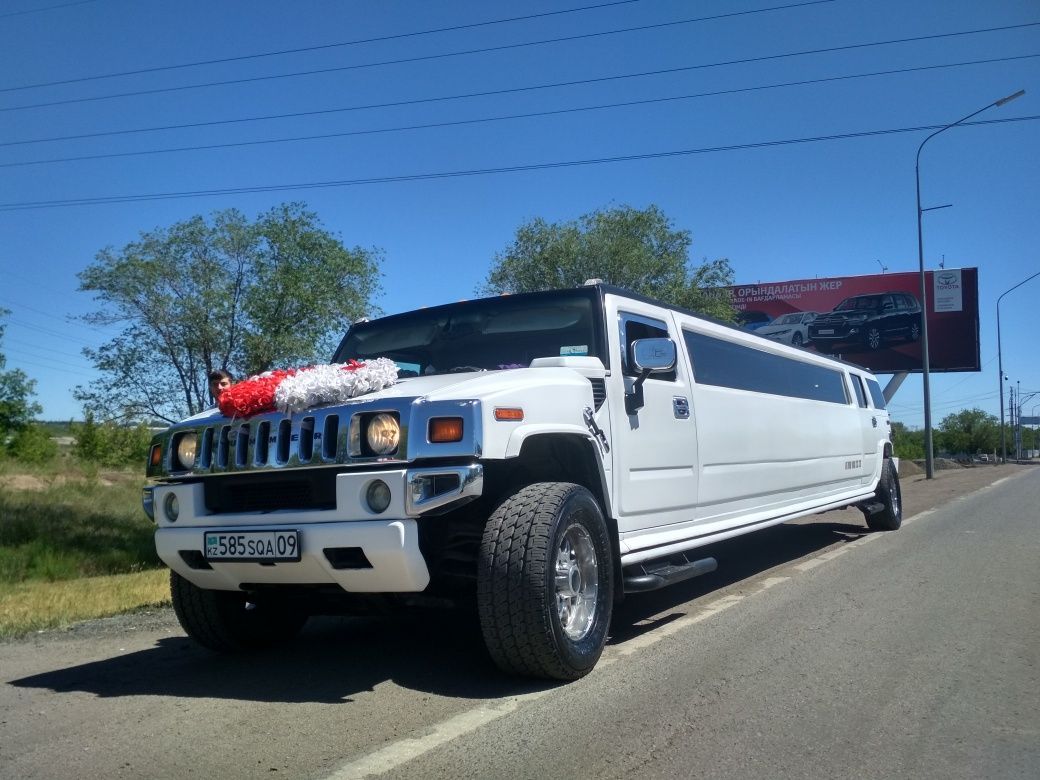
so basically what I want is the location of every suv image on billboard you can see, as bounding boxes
[808,292,922,352]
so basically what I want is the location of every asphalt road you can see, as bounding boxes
[2,466,1037,779]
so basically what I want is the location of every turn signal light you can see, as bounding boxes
[428,417,464,443]
[149,445,162,467]
[494,407,524,421]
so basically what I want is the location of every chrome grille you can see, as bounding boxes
[173,408,360,475]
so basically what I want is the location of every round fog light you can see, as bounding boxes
[163,492,180,523]
[366,480,391,514]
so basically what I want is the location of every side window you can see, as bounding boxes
[865,378,887,409]
[684,329,848,404]
[882,295,896,311]
[619,313,676,381]
[851,375,868,408]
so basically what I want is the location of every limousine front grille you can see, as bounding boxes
[167,406,406,477]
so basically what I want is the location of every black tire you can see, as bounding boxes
[865,459,902,531]
[477,482,613,680]
[170,571,308,652]
[792,332,804,347]
[866,327,883,350]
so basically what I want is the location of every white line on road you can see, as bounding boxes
[326,690,553,780]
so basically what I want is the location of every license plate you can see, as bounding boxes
[818,329,834,335]
[204,530,300,562]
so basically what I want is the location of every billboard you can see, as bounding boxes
[723,268,980,373]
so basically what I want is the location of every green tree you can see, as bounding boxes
[891,421,925,460]
[76,203,383,423]
[0,309,43,439]
[937,408,999,455]
[482,205,736,319]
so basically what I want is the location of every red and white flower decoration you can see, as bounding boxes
[218,358,398,418]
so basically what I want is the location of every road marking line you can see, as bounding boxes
[326,690,553,779]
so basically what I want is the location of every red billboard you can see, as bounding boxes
[723,268,980,373]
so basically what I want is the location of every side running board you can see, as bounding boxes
[623,554,718,593]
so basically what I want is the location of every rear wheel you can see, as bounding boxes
[864,459,902,531]
[909,321,921,341]
[477,482,613,680]
[866,327,883,350]
[170,571,308,652]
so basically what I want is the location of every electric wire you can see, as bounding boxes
[4,54,1034,170]
[1,115,1035,212]
[0,0,101,19]
[7,16,1033,114]
[0,0,831,97]
[5,23,1036,147]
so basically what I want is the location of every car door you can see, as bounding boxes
[604,298,699,534]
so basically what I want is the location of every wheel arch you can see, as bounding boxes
[483,433,623,600]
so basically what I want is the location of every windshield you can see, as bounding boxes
[835,296,880,312]
[334,289,605,377]
[773,313,804,325]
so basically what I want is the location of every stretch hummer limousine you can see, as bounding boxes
[143,283,901,680]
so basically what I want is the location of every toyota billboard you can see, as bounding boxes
[723,268,980,373]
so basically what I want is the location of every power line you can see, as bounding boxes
[0,0,102,19]
[1,114,1035,212]
[1,0,650,92]
[1,1,845,111]
[5,23,1036,148]
[4,54,1033,170]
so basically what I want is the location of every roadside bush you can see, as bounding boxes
[6,423,58,464]
[74,413,153,467]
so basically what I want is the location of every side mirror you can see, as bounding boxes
[626,338,676,414]
[631,338,676,373]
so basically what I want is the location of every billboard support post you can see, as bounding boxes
[997,271,1040,464]
[914,88,1025,479]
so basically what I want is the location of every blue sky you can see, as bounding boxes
[1,0,1037,432]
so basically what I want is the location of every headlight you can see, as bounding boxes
[173,433,198,470]
[366,413,400,455]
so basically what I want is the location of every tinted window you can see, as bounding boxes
[851,375,868,408]
[336,289,602,375]
[866,378,887,409]
[684,330,848,404]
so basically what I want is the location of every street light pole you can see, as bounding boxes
[997,270,1040,463]
[916,89,1024,479]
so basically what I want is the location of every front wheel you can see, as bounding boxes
[170,571,308,652]
[864,459,902,531]
[477,482,613,680]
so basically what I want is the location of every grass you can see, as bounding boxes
[0,569,170,638]
[0,459,170,637]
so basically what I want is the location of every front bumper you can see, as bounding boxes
[150,465,482,594]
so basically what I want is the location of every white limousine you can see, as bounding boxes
[144,283,901,680]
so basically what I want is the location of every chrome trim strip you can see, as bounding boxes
[406,464,484,516]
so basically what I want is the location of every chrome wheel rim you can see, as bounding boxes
[555,523,598,641]
[868,329,881,348]
[889,470,901,517]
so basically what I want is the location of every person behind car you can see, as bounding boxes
[207,369,233,404]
